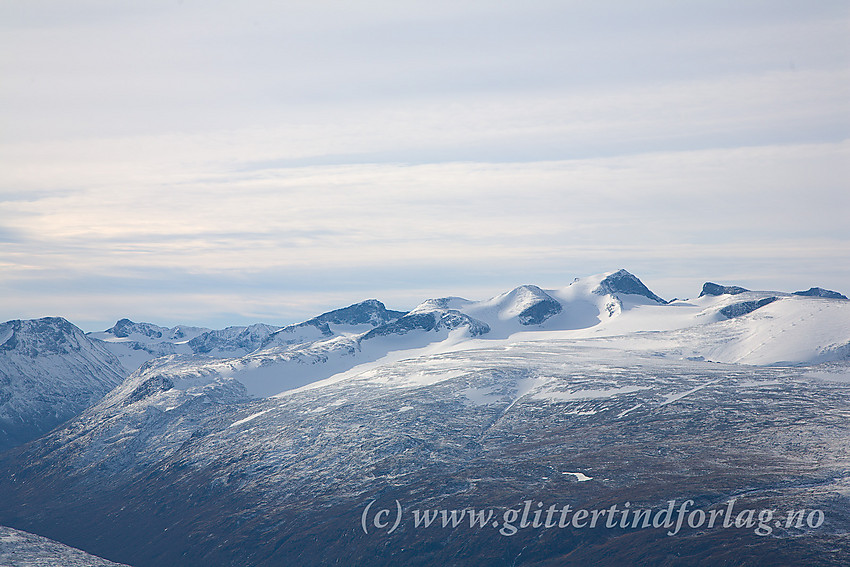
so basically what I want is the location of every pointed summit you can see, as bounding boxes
[595,269,667,304]
[490,285,562,325]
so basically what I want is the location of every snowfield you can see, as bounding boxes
[93,270,850,403]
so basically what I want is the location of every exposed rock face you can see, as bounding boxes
[793,287,848,300]
[124,374,175,405]
[362,309,490,339]
[506,285,563,325]
[103,318,206,341]
[719,297,778,318]
[596,269,667,304]
[262,300,408,349]
[516,296,562,325]
[309,299,407,327]
[187,324,279,356]
[699,282,749,297]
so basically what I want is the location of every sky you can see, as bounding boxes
[1,0,848,331]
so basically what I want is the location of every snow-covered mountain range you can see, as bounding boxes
[85,269,850,403]
[1,269,848,566]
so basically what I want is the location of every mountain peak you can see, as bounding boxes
[0,316,90,356]
[595,269,667,304]
[102,319,208,342]
[106,318,153,339]
[792,287,848,300]
[0,316,125,451]
[699,282,749,297]
[309,299,406,327]
[362,309,490,340]
[492,285,562,325]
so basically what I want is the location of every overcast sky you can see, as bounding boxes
[1,0,848,330]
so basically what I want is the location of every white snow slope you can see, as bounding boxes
[106,270,850,401]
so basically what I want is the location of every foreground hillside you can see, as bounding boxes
[0,526,130,567]
[1,347,848,566]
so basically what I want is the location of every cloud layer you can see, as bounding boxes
[1,1,848,329]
